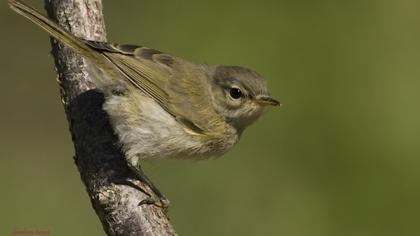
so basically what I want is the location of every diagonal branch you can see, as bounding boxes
[44,0,177,235]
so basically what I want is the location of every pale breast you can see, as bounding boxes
[102,90,238,167]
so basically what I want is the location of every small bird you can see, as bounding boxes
[9,0,280,206]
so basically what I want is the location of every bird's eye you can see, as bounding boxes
[229,87,243,99]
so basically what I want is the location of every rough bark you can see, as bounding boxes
[44,0,177,235]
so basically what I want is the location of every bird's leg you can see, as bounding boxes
[124,156,169,208]
[132,167,170,208]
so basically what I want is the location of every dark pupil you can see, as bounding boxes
[229,88,242,99]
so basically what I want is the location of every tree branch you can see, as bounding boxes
[44,0,177,235]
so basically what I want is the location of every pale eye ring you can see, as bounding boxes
[229,87,243,99]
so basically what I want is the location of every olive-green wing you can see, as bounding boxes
[7,0,222,135]
[85,41,223,135]
[85,41,172,108]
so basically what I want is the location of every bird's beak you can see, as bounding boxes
[256,95,281,106]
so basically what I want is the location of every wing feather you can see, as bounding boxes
[85,41,224,135]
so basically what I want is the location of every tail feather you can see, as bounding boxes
[9,0,107,66]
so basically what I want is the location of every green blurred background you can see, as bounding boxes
[2,0,420,235]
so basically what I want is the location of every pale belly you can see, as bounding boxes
[102,91,238,167]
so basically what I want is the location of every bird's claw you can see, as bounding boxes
[138,195,170,209]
